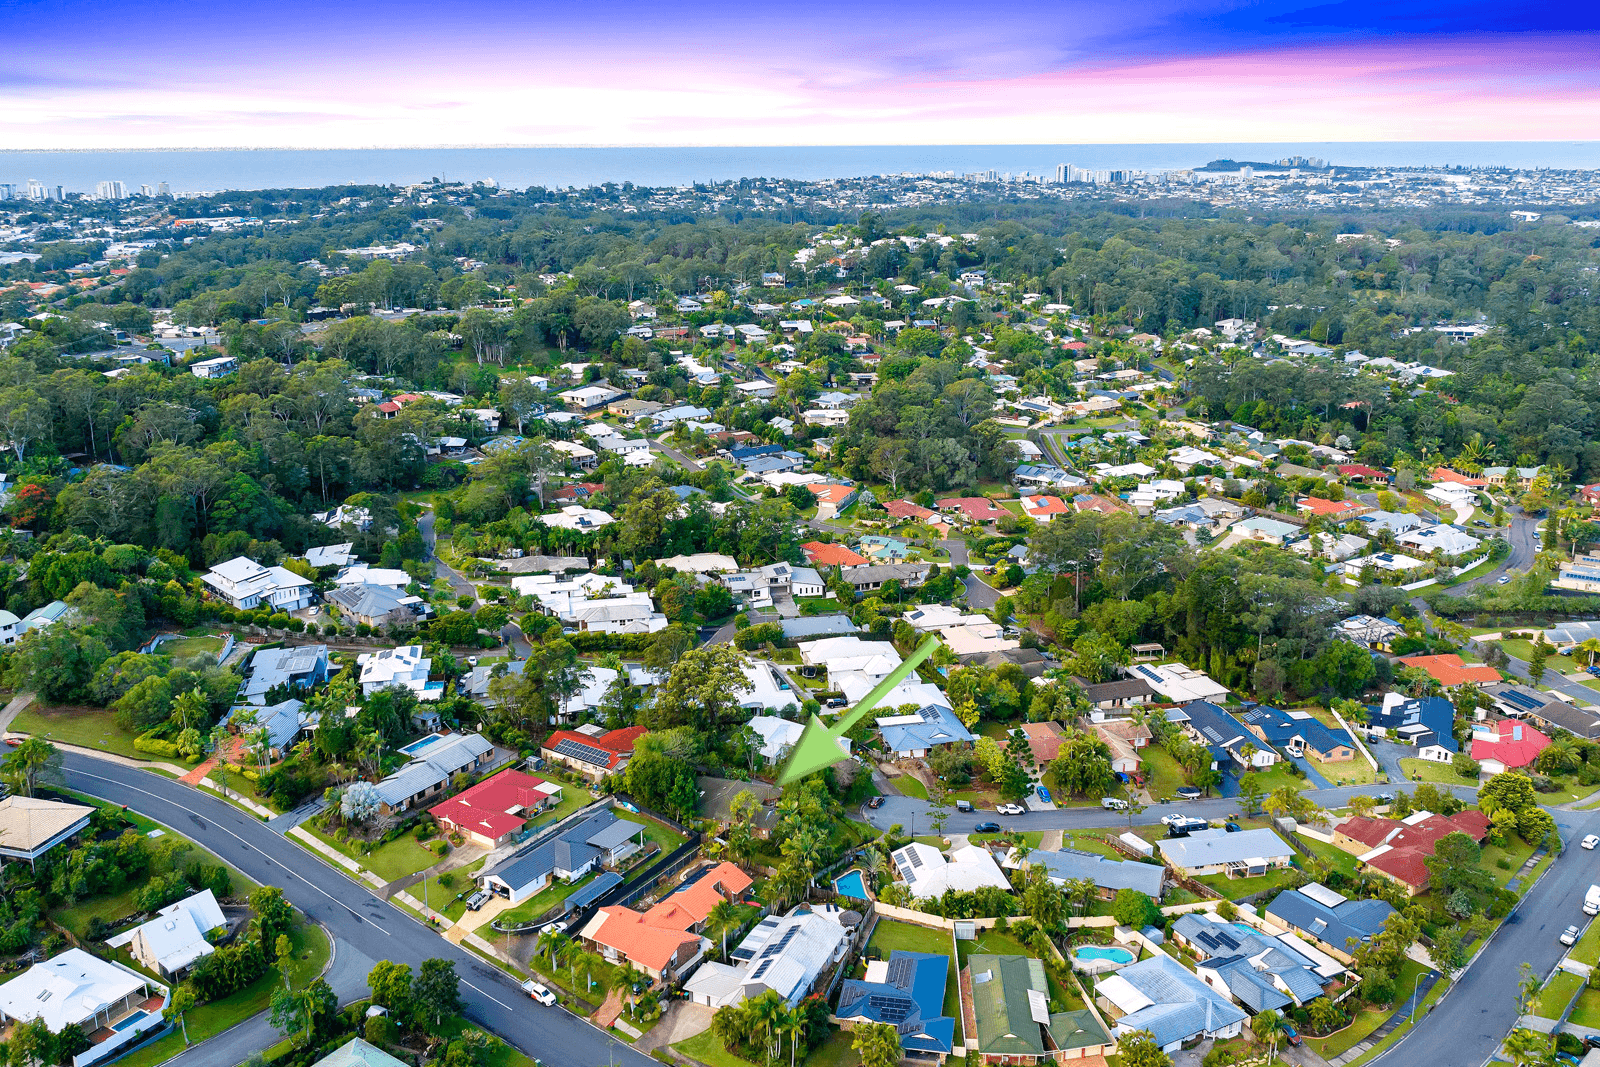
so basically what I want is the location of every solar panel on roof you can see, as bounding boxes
[553,738,612,765]
[868,995,912,1022]
[749,960,771,980]
[906,850,924,868]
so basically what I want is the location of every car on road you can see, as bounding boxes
[520,980,557,1005]
[1035,785,1053,805]
[1284,1025,1302,1047]
[1160,813,1190,826]
[997,803,1025,816]
[1584,834,1599,850]
[1497,575,1512,584]
[973,822,1002,833]
[467,656,478,666]
[1175,786,1202,800]
[1376,793,1394,805]
[867,795,884,808]
[1562,924,1581,946]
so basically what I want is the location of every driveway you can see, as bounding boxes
[417,506,478,607]
[650,436,703,471]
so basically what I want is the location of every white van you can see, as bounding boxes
[1584,884,1600,916]
[1101,797,1129,811]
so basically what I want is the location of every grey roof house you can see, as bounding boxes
[373,732,495,815]
[478,808,645,904]
[1264,883,1396,962]
[1096,953,1247,1053]
[1006,846,1164,899]
[238,644,329,705]
[1158,827,1292,878]
[1173,913,1332,1012]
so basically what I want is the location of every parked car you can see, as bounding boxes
[1376,793,1394,805]
[1497,575,1512,584]
[1588,667,1600,678]
[1175,786,1202,800]
[465,890,490,911]
[825,697,848,708]
[1035,785,1053,805]
[1160,813,1190,826]
[997,803,1025,816]
[1224,822,1242,833]
[955,799,974,812]
[520,980,556,1005]
[1284,1026,1302,1048]
[540,921,568,935]
[1101,797,1129,811]
[1562,924,1581,946]
[1584,835,1599,850]
[973,822,1002,833]
[867,795,884,809]
[467,656,478,666]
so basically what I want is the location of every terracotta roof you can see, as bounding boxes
[1021,495,1071,516]
[1298,497,1361,515]
[1470,720,1550,768]
[884,499,935,520]
[802,541,869,567]
[809,483,856,505]
[1431,466,1487,487]
[433,770,559,840]
[1336,465,1388,479]
[1344,810,1492,890]
[543,726,647,770]
[640,862,753,932]
[585,907,701,972]
[1019,722,1067,764]
[1398,654,1501,687]
[937,497,1008,521]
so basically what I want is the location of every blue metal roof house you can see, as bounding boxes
[837,952,956,1057]
[1237,706,1356,762]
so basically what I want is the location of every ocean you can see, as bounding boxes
[2,142,1599,196]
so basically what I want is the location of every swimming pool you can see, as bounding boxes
[399,733,447,756]
[112,1010,149,1033]
[1072,945,1135,964]
[833,869,868,899]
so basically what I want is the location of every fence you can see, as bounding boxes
[1328,703,1381,775]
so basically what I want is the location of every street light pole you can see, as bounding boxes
[1409,970,1424,1024]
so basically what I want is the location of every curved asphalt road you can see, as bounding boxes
[60,752,647,1067]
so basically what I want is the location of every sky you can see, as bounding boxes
[3,0,1598,148]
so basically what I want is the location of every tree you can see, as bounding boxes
[1252,1009,1287,1063]
[168,984,197,1044]
[1425,831,1493,898]
[414,958,462,1029]
[1116,1030,1172,1067]
[2,737,59,797]
[1111,889,1158,928]
[269,978,337,1048]
[1238,774,1265,817]
[1503,1028,1557,1067]
[1479,771,1539,816]
[707,899,743,960]
[647,644,754,733]
[250,886,294,959]
[1527,637,1551,686]
[850,1022,902,1067]
[368,960,413,1019]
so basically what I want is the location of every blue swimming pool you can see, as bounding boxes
[834,869,868,899]
[1073,945,1135,964]
[112,1010,149,1033]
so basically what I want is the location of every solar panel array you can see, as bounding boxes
[553,738,613,766]
[867,994,912,1023]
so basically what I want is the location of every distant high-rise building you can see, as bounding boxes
[26,179,45,200]
[0,184,13,200]
[157,181,170,198]
[96,180,127,200]
[139,184,155,197]
[47,185,64,201]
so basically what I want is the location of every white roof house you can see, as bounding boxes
[333,565,411,590]
[890,842,1011,899]
[107,890,227,977]
[200,557,314,612]
[748,714,850,763]
[1396,525,1482,556]
[741,663,803,713]
[539,506,615,532]
[683,905,854,1008]
[358,645,439,699]
[0,948,164,1056]
[303,543,355,569]
[1126,662,1229,703]
[1158,827,1293,877]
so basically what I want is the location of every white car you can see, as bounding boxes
[1160,813,1190,826]
[539,920,568,935]
[468,656,478,666]
[1583,835,1599,851]
[1497,575,1511,585]
[1562,925,1581,946]
[996,803,1025,816]
[520,979,556,1005]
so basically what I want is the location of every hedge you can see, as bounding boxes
[134,734,183,757]
[567,632,655,653]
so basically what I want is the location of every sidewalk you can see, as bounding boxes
[288,826,388,890]
[1326,972,1439,1067]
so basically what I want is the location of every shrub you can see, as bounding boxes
[134,733,183,757]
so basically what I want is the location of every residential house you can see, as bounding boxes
[837,952,957,1062]
[1020,495,1072,523]
[0,796,92,866]
[1237,706,1355,762]
[539,505,615,532]
[845,563,930,594]
[1484,683,1600,740]
[1554,554,1600,594]
[372,732,495,815]
[229,698,311,758]
[303,543,355,569]
[1469,719,1550,774]
[1093,719,1151,776]
[549,440,599,470]
[1296,497,1370,520]
[876,703,975,759]
[809,483,858,520]
[190,355,237,378]
[0,949,166,1065]
[541,725,648,782]
[1174,913,1333,1012]
[964,954,1115,1065]
[1397,653,1500,688]
[801,408,851,428]
[683,905,855,1008]
[1359,510,1424,536]
[1017,721,1068,765]
[1482,465,1542,490]
[1332,809,1491,895]
[327,584,428,629]
[1332,614,1404,650]
[1004,846,1163,900]
[1293,531,1370,562]
[310,1040,409,1067]
[431,769,562,847]
[1264,883,1396,964]
[1077,677,1155,715]
[358,645,442,700]
[1158,827,1293,879]
[558,385,624,410]
[1128,662,1230,703]
[936,497,1009,524]
[890,842,1010,899]
[581,862,752,982]
[478,808,647,904]
[238,644,329,705]
[107,890,227,978]
[200,556,314,612]
[1397,525,1482,557]
[333,565,410,590]
[884,499,936,522]
[1364,693,1458,763]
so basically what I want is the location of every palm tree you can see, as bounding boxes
[749,990,785,1061]
[1580,638,1600,668]
[1253,1008,1287,1063]
[578,950,602,993]
[611,962,644,1011]
[536,928,564,966]
[778,1002,807,1067]
[706,899,743,960]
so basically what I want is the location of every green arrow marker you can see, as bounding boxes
[779,633,942,784]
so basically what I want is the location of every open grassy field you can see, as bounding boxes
[13,705,151,762]
[302,824,442,883]
[156,635,225,661]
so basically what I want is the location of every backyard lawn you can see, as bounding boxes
[156,635,225,661]
[1234,765,1306,797]
[1299,836,1360,879]
[1140,746,1188,800]
[13,705,151,762]
[301,824,442,883]
[1195,867,1300,898]
[524,788,594,833]
[865,921,964,1044]
[956,928,1081,1009]
[1570,987,1600,1029]
[116,921,330,1067]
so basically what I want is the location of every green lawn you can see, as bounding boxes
[805,1030,862,1067]
[894,776,929,800]
[617,812,688,861]
[1482,838,1539,889]
[674,1031,760,1067]
[1570,987,1600,1029]
[1236,765,1307,796]
[1299,836,1361,879]
[302,824,443,883]
[481,870,599,933]
[866,921,964,1044]
[13,705,150,762]
[1304,958,1436,1062]
[157,635,225,661]
[116,921,330,1067]
[524,788,594,833]
[1195,866,1301,898]
[1397,758,1479,786]
[1140,746,1188,800]
[1569,919,1600,966]
[413,857,486,922]
[1537,970,1585,1019]
[1308,753,1377,787]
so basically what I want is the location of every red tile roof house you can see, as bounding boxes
[552,482,605,501]
[540,725,648,783]
[1020,495,1071,522]
[1470,719,1550,774]
[1397,653,1502,688]
[883,499,936,521]
[802,541,870,568]
[1296,496,1372,519]
[1336,464,1391,483]
[1331,810,1491,896]
[936,497,1009,523]
[809,483,860,521]
[1019,722,1068,765]
[1431,466,1489,488]
[580,862,753,982]
[433,769,564,847]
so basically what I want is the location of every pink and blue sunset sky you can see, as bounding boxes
[5,0,1597,148]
